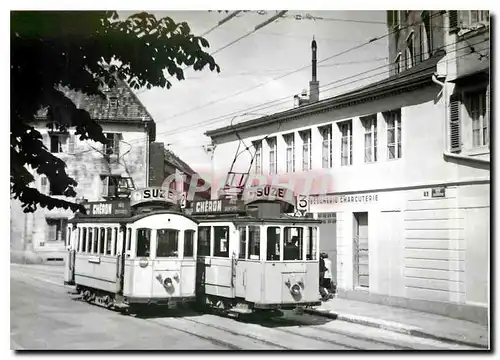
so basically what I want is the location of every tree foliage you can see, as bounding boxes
[11,11,220,213]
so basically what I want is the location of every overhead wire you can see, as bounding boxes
[155,11,443,124]
[134,35,483,141]
[124,35,488,145]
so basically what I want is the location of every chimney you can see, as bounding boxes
[309,36,319,103]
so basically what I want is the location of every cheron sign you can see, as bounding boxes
[309,194,379,205]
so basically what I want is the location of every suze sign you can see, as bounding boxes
[130,187,177,207]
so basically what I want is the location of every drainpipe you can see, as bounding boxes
[433,72,491,165]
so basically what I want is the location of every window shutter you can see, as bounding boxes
[449,93,462,153]
[68,134,75,154]
[448,11,459,32]
[113,134,120,156]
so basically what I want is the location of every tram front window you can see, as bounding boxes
[214,226,229,258]
[157,229,179,258]
[248,226,261,260]
[267,227,281,261]
[284,227,303,261]
[136,228,151,257]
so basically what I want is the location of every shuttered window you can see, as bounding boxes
[449,93,462,153]
[45,218,68,242]
[448,10,458,32]
[104,133,121,156]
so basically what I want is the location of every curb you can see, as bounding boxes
[304,308,489,349]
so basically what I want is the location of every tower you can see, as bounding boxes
[309,36,320,103]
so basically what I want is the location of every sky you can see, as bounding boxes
[123,10,390,173]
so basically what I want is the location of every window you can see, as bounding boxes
[300,130,312,171]
[465,88,488,148]
[184,230,195,257]
[80,228,86,252]
[268,137,277,175]
[40,176,48,195]
[462,10,489,27]
[87,228,93,252]
[422,12,433,58]
[284,133,295,173]
[214,226,229,258]
[267,227,281,261]
[405,32,414,69]
[100,174,133,198]
[136,228,151,257]
[157,229,179,257]
[113,228,118,255]
[104,133,121,156]
[283,227,303,261]
[49,178,65,196]
[253,141,262,174]
[126,228,131,252]
[45,218,68,242]
[339,121,352,166]
[320,125,333,168]
[248,226,261,260]
[306,227,318,260]
[93,227,98,253]
[385,110,402,159]
[49,134,67,153]
[394,53,401,74]
[105,227,112,255]
[198,226,211,256]
[362,115,377,163]
[66,227,71,248]
[99,228,105,254]
[238,226,247,260]
[108,96,118,107]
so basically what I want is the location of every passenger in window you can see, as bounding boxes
[284,236,300,260]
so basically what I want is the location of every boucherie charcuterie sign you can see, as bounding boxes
[243,185,297,208]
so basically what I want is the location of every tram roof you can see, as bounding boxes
[69,209,199,225]
[192,214,321,225]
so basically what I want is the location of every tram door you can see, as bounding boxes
[116,227,127,294]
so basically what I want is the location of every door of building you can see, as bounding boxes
[317,212,337,284]
[353,212,369,288]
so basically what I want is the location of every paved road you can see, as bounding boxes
[10,264,479,350]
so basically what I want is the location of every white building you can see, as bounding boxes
[204,11,490,324]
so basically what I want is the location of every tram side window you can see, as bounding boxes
[214,226,229,258]
[267,227,281,261]
[76,228,81,252]
[67,227,71,248]
[113,228,118,256]
[136,228,151,257]
[284,227,303,261]
[87,228,93,253]
[105,227,112,255]
[93,227,99,254]
[198,226,211,256]
[238,226,247,260]
[81,228,87,253]
[99,228,105,254]
[306,227,318,260]
[248,226,261,260]
[127,228,132,252]
[184,230,195,258]
[157,229,179,258]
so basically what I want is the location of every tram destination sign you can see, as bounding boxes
[243,185,297,208]
[192,199,246,214]
[82,200,131,217]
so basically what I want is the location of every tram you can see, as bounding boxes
[186,184,322,317]
[64,187,199,312]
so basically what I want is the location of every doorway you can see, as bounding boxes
[317,212,337,284]
[353,212,369,288]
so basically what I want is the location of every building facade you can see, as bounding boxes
[204,10,490,324]
[11,80,156,261]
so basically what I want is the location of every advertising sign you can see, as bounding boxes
[82,200,131,217]
[243,185,297,208]
[191,199,246,215]
[130,187,176,207]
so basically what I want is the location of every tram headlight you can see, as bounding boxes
[139,258,149,268]
[290,284,301,295]
[163,277,174,288]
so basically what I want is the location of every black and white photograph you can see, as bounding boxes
[8,4,492,352]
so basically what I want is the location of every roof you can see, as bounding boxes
[206,52,445,139]
[164,149,197,176]
[36,79,156,138]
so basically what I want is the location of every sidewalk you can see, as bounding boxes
[305,297,489,349]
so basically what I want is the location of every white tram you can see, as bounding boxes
[64,187,199,312]
[187,185,322,317]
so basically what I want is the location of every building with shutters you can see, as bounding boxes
[204,11,490,324]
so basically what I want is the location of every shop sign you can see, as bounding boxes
[309,193,379,205]
[192,199,246,214]
[82,200,131,217]
[130,187,176,207]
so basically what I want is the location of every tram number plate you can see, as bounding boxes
[296,195,309,211]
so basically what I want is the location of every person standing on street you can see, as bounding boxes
[323,253,334,299]
[319,253,328,301]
